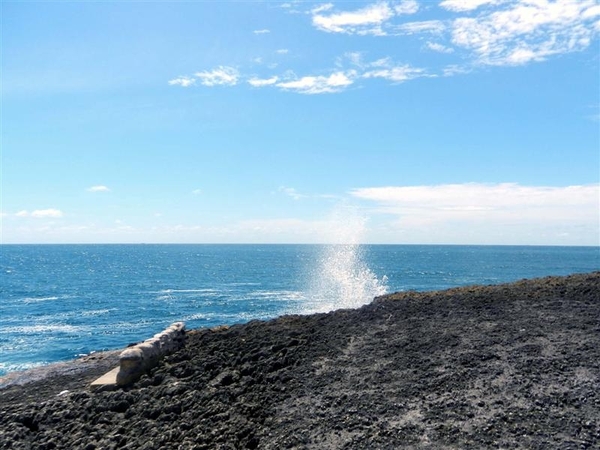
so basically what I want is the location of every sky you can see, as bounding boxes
[1,0,599,245]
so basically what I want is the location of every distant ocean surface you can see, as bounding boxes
[1,244,598,376]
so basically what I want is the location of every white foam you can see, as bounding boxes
[155,288,220,294]
[22,296,60,303]
[81,309,114,316]
[0,361,48,377]
[1,324,85,334]
[181,313,209,321]
[252,290,305,301]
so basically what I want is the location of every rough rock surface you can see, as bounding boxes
[0,272,598,449]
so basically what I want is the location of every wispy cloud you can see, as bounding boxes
[169,66,239,89]
[351,182,599,224]
[450,0,600,66]
[248,76,279,87]
[311,1,420,35]
[426,42,455,54]
[279,186,306,200]
[15,209,64,218]
[192,189,202,195]
[169,0,599,94]
[394,0,419,15]
[276,48,289,54]
[276,71,355,94]
[311,2,396,35]
[168,76,195,87]
[87,185,111,192]
[442,64,471,76]
[440,0,505,12]
[350,183,600,244]
[253,29,270,34]
[362,65,425,83]
[195,66,239,86]
[173,56,424,94]
[396,20,446,34]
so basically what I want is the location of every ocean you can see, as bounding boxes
[1,244,598,376]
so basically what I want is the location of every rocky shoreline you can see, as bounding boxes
[1,272,599,449]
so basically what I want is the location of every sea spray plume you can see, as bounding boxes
[304,204,388,313]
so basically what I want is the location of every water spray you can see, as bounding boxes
[303,203,388,313]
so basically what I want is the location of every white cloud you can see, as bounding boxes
[370,57,393,67]
[192,189,202,195]
[168,0,599,95]
[426,41,455,53]
[341,51,365,67]
[351,183,598,208]
[149,218,345,244]
[312,2,395,35]
[277,71,355,94]
[32,209,64,218]
[394,0,419,15]
[450,0,600,66]
[350,183,599,243]
[363,64,426,82]
[253,29,270,34]
[168,76,195,87]
[248,76,279,87]
[440,0,504,12]
[13,209,64,218]
[311,3,334,15]
[276,48,289,54]
[194,66,239,86]
[279,186,306,200]
[442,64,471,76]
[87,185,110,192]
[396,20,446,34]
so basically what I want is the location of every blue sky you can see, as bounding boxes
[2,0,599,245]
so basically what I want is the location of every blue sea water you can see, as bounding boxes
[1,244,598,376]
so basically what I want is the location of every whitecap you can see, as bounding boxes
[81,309,114,317]
[251,290,305,301]
[1,324,85,334]
[153,288,220,294]
[22,296,60,304]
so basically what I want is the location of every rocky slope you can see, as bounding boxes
[1,272,598,449]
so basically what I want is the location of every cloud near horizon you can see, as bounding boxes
[350,183,600,245]
[13,209,64,218]
[3,183,597,245]
[350,183,599,243]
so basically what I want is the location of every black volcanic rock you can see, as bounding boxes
[1,272,599,449]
